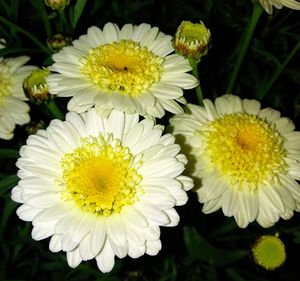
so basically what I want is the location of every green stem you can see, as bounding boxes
[189,58,204,105]
[0,15,51,55]
[226,2,263,94]
[47,99,64,120]
[58,9,71,33]
[260,40,300,99]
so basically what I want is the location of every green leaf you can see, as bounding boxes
[1,198,18,231]
[226,268,248,281]
[209,218,237,239]
[69,0,87,29]
[29,0,52,37]
[184,226,247,267]
[0,148,19,159]
[0,175,18,197]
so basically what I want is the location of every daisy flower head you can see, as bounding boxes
[0,56,37,140]
[169,94,300,228]
[12,108,193,273]
[47,22,198,118]
[258,0,300,14]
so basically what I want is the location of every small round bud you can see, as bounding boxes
[251,234,286,271]
[26,120,46,135]
[47,33,72,52]
[23,68,51,105]
[173,21,211,60]
[44,0,70,10]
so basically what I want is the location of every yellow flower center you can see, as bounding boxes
[60,134,143,216]
[0,63,12,106]
[81,40,164,96]
[202,113,288,191]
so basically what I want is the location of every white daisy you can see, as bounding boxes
[258,0,300,14]
[169,94,300,228]
[0,56,37,140]
[12,108,193,273]
[47,22,198,118]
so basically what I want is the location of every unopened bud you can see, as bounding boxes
[251,234,286,271]
[173,21,211,60]
[23,68,51,105]
[47,33,72,52]
[44,0,70,10]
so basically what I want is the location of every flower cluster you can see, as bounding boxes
[6,0,300,275]
[11,22,196,273]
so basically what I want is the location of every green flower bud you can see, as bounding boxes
[173,21,211,60]
[23,68,51,105]
[47,33,72,52]
[44,0,70,10]
[26,120,46,135]
[251,234,286,270]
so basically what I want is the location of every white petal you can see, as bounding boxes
[203,99,219,120]
[11,186,24,203]
[164,209,180,227]
[90,219,107,256]
[145,239,162,256]
[242,99,261,115]
[128,239,146,258]
[202,198,222,214]
[121,206,148,228]
[96,241,115,273]
[67,247,82,268]
[106,215,127,248]
[16,204,40,221]
[79,233,94,261]
[135,201,170,225]
[222,189,239,217]
[103,22,119,43]
[49,234,62,252]
[32,221,56,240]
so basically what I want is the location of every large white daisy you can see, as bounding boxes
[258,0,300,14]
[47,22,198,118]
[0,56,37,140]
[12,108,193,273]
[169,94,300,228]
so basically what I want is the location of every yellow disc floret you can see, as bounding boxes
[81,40,164,96]
[0,63,12,106]
[202,113,288,191]
[60,134,143,216]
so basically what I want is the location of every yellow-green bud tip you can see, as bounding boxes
[173,20,211,60]
[47,33,72,52]
[23,68,51,105]
[251,234,286,271]
[44,0,70,10]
